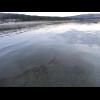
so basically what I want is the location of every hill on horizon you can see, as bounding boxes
[70,14,100,19]
[0,13,71,21]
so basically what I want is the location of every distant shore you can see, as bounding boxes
[0,20,98,31]
[0,21,75,31]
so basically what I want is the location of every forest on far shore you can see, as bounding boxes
[0,13,72,21]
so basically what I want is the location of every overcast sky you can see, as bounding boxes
[3,12,100,17]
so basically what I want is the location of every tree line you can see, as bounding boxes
[0,13,72,21]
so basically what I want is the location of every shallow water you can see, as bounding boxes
[0,22,100,87]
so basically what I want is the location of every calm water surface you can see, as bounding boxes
[0,22,100,87]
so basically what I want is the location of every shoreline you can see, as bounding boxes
[0,20,99,32]
[0,20,74,31]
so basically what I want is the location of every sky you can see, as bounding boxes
[3,12,100,17]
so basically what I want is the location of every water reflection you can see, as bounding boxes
[0,22,100,87]
[56,29,100,47]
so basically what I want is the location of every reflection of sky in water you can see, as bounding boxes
[1,23,100,67]
[36,23,100,34]
[1,23,100,86]
[55,29,100,46]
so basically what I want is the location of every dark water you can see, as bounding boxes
[0,22,100,87]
